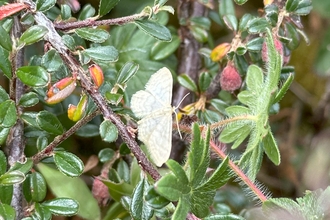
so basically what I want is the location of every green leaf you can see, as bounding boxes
[36,0,56,12]
[62,34,76,51]
[223,14,238,31]
[18,92,39,107]
[75,28,110,43]
[130,178,154,220]
[0,126,10,145]
[238,14,253,32]
[234,0,248,5]
[83,46,118,62]
[219,0,235,18]
[36,136,48,151]
[178,74,198,92]
[246,37,264,51]
[0,25,12,51]
[41,49,63,72]
[284,22,300,50]
[32,202,52,220]
[273,73,294,103]
[134,20,171,42]
[78,4,95,20]
[98,148,115,163]
[23,172,47,202]
[54,151,84,177]
[0,185,13,204]
[150,35,180,60]
[0,150,6,175]
[98,0,120,17]
[145,187,170,209]
[190,190,214,217]
[198,72,212,92]
[37,163,100,219]
[204,214,245,220]
[0,46,12,78]
[263,198,303,219]
[166,160,189,187]
[0,170,25,185]
[190,25,208,43]
[101,178,135,202]
[245,64,264,93]
[171,196,190,220]
[0,86,9,103]
[247,18,269,34]
[61,4,71,20]
[42,198,79,216]
[155,174,182,201]
[36,111,64,135]
[117,159,130,183]
[262,131,280,165]
[16,66,49,87]
[21,112,40,128]
[18,25,48,46]
[0,203,15,220]
[99,120,118,143]
[8,158,33,175]
[220,124,252,149]
[0,100,17,128]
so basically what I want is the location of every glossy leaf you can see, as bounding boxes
[114,61,139,92]
[78,4,95,20]
[234,0,248,5]
[0,170,25,185]
[0,150,6,175]
[178,74,198,92]
[0,25,12,51]
[36,0,56,12]
[20,112,40,128]
[98,148,115,163]
[0,127,10,145]
[285,22,300,50]
[99,120,118,143]
[42,198,79,216]
[41,49,63,72]
[62,34,76,50]
[75,28,110,43]
[23,172,47,202]
[18,25,48,46]
[238,13,253,32]
[98,0,120,16]
[8,158,33,175]
[61,4,71,20]
[150,35,180,60]
[54,151,84,177]
[198,71,212,92]
[0,46,12,78]
[0,100,17,128]
[0,203,15,220]
[16,66,49,87]
[83,46,118,62]
[36,111,64,135]
[102,178,134,202]
[0,185,13,204]
[246,37,264,51]
[134,20,171,42]
[223,14,238,31]
[18,92,39,107]
[247,18,269,34]
[145,187,170,209]
[32,202,52,220]
[190,25,208,43]
[130,178,154,220]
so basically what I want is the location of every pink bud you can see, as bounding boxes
[220,64,242,92]
[261,37,283,63]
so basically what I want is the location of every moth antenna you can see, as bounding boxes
[173,93,190,139]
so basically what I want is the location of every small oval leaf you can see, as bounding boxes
[0,170,25,186]
[36,0,56,12]
[99,120,118,143]
[54,151,84,177]
[75,28,110,43]
[178,74,198,92]
[0,100,17,128]
[36,111,64,135]
[83,46,118,62]
[16,66,49,87]
[42,198,79,216]
[23,172,47,202]
[18,92,39,107]
[19,25,48,46]
[134,20,171,42]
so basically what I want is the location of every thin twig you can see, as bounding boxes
[54,13,147,32]
[32,110,101,163]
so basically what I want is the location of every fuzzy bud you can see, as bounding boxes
[220,64,242,92]
[261,37,283,63]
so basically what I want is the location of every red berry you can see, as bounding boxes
[220,64,242,92]
[261,37,283,63]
